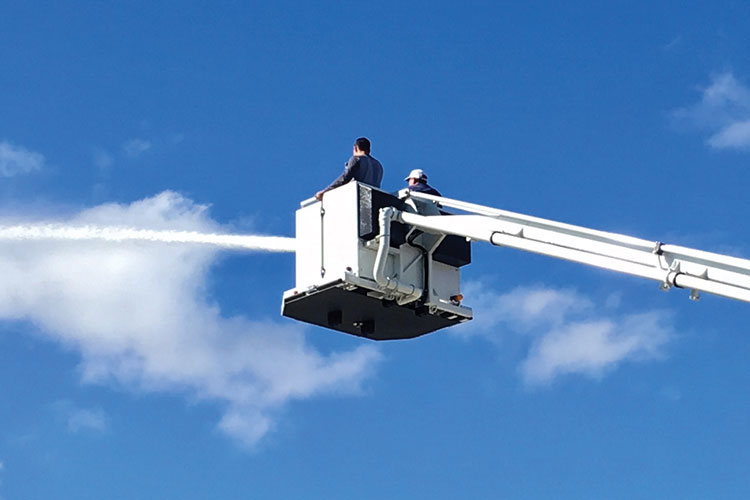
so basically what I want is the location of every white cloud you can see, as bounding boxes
[520,311,672,384]
[453,283,592,340]
[0,141,45,177]
[455,283,674,385]
[92,148,113,170]
[122,139,151,158]
[674,72,750,151]
[69,408,108,433]
[53,401,108,434]
[0,191,381,448]
[707,120,750,150]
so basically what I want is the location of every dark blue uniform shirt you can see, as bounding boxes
[408,181,441,196]
[325,155,384,191]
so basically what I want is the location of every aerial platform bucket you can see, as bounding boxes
[281,182,472,340]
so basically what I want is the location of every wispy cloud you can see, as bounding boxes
[69,408,108,433]
[0,140,45,177]
[0,192,381,448]
[520,310,672,384]
[674,72,750,151]
[707,120,750,150]
[455,283,674,385]
[92,148,113,171]
[122,139,151,158]
[53,401,109,434]
[662,35,682,51]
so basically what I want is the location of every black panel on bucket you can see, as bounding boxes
[358,185,410,246]
[357,184,471,268]
[282,281,465,341]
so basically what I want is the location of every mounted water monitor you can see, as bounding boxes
[281,182,473,340]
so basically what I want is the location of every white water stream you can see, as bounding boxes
[0,224,296,252]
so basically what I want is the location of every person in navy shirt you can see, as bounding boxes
[315,137,384,201]
[405,169,441,196]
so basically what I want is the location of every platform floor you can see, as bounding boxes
[282,281,464,341]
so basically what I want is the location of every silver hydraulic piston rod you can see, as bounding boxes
[395,191,750,304]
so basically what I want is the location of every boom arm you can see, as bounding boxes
[397,190,750,303]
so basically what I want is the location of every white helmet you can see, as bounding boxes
[405,169,428,181]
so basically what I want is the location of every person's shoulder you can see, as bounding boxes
[367,155,383,166]
[346,155,361,167]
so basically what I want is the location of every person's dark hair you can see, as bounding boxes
[354,137,371,154]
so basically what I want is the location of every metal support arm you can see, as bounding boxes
[398,191,750,304]
[373,206,423,304]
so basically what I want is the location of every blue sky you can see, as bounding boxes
[2,1,750,498]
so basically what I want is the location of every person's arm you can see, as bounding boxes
[315,157,360,200]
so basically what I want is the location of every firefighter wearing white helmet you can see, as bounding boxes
[405,169,441,196]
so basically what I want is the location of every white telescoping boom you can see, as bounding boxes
[281,182,750,341]
[400,190,750,304]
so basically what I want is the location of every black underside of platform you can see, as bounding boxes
[282,281,463,341]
